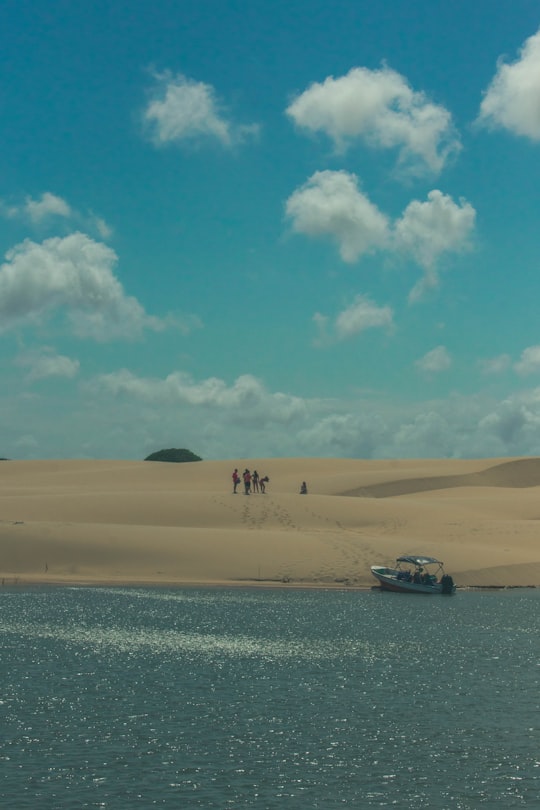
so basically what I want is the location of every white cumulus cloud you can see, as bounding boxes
[0,232,164,340]
[286,65,460,173]
[143,71,258,147]
[285,170,390,262]
[286,173,475,299]
[394,190,476,300]
[477,29,540,140]
[478,388,540,450]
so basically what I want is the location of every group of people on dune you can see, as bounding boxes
[232,469,308,496]
[232,468,269,495]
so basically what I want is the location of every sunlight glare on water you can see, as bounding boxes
[1,586,538,808]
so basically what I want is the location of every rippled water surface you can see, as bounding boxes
[1,586,539,808]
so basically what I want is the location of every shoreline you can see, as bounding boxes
[1,573,538,592]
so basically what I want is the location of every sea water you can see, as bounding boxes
[0,586,538,808]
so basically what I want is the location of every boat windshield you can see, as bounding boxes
[397,555,442,567]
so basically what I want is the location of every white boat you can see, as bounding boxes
[371,555,456,595]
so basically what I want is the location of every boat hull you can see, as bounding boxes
[371,566,455,594]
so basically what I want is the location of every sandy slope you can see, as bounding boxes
[1,457,540,588]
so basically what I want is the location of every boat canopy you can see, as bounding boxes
[397,555,442,566]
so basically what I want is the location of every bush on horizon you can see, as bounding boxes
[144,448,202,463]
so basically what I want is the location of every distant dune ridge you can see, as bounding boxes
[1,457,540,588]
[342,457,540,498]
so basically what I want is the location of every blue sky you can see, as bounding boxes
[1,0,540,460]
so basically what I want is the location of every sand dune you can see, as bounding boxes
[342,457,540,498]
[1,457,540,588]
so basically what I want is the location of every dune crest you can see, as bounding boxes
[341,458,540,498]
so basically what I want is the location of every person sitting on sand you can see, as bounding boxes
[300,481,308,494]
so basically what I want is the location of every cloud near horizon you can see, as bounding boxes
[0,232,165,340]
[90,369,309,425]
[515,345,540,376]
[71,366,540,462]
[143,70,259,147]
[477,29,540,140]
[14,346,80,381]
[286,65,461,174]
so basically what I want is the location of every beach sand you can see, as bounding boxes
[1,457,540,589]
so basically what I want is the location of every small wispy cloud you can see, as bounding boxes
[91,214,113,240]
[143,70,259,148]
[0,191,113,240]
[14,346,80,381]
[1,192,72,223]
[314,294,393,345]
[415,345,452,373]
[24,192,72,223]
[479,354,512,375]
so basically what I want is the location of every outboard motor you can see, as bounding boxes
[441,574,454,595]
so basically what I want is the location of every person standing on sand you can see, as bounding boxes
[300,481,308,494]
[252,470,259,493]
[232,468,240,494]
[243,469,251,495]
